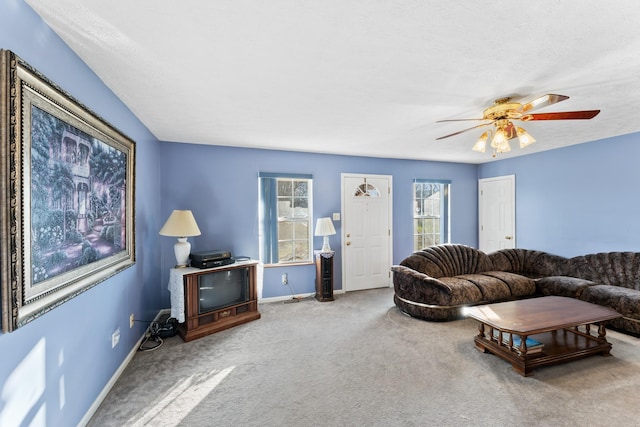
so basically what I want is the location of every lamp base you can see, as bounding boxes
[174,237,191,268]
[321,236,331,253]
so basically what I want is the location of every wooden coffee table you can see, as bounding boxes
[466,296,622,376]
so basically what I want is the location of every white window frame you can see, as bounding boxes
[259,173,313,265]
[413,179,450,251]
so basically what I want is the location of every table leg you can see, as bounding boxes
[512,363,533,377]
[474,323,490,353]
[597,322,607,340]
[477,322,485,339]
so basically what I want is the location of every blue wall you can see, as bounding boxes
[478,133,640,257]
[5,0,640,424]
[0,1,162,426]
[159,143,479,298]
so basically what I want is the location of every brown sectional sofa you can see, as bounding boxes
[392,244,640,335]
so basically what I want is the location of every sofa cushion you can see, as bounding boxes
[481,271,536,297]
[450,274,511,301]
[579,285,640,336]
[579,285,640,319]
[536,276,598,298]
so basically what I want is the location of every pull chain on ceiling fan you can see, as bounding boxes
[436,94,600,157]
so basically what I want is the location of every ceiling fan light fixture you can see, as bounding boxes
[437,93,599,157]
[496,140,511,153]
[472,131,489,152]
[490,127,508,150]
[517,127,536,148]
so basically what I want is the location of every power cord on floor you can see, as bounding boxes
[136,316,180,351]
[284,278,302,304]
[138,320,164,352]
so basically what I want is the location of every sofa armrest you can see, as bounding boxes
[391,265,452,293]
[391,265,482,306]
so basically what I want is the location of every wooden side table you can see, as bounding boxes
[315,251,335,302]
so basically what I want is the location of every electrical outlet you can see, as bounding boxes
[282,273,288,285]
[111,328,120,348]
[333,213,340,221]
[129,313,135,328]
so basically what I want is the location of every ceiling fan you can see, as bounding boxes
[436,94,600,156]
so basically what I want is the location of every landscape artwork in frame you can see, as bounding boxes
[0,50,136,332]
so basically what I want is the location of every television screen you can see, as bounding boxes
[198,268,249,314]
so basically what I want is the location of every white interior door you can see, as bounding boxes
[341,174,392,291]
[478,175,515,253]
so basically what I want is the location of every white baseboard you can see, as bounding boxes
[259,292,315,304]
[78,309,170,426]
[259,288,347,304]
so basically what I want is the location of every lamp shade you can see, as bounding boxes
[472,131,489,153]
[490,128,508,150]
[314,217,336,237]
[160,210,201,267]
[517,127,536,148]
[315,217,336,253]
[159,210,201,237]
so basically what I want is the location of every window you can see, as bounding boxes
[354,182,380,197]
[413,179,450,251]
[259,173,313,264]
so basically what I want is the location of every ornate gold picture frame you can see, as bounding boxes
[0,50,136,332]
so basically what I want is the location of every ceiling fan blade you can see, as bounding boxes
[520,94,569,113]
[436,122,493,140]
[436,118,486,123]
[525,110,600,121]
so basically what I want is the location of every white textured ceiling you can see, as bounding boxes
[24,0,640,164]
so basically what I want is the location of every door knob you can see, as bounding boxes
[346,241,351,246]
[505,236,513,240]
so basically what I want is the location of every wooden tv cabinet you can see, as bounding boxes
[175,260,261,342]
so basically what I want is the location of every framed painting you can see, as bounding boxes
[0,50,136,332]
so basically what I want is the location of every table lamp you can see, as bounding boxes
[159,210,201,267]
[315,217,336,252]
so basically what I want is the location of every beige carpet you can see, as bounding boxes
[88,288,640,427]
